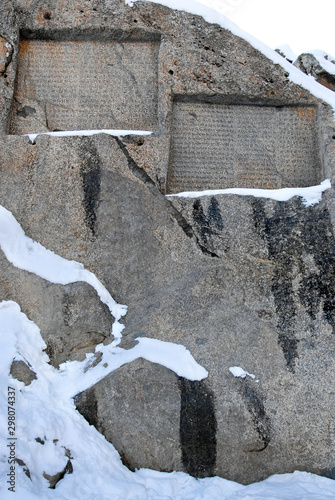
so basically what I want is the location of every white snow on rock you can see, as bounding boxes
[0,205,207,381]
[25,129,152,144]
[0,205,127,344]
[0,214,334,499]
[168,179,331,207]
[125,0,335,114]
[1,302,335,499]
[229,366,256,379]
[61,337,208,400]
[0,1,334,495]
[305,49,335,75]
[276,44,297,63]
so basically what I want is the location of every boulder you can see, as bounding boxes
[294,52,335,92]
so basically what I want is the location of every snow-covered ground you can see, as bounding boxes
[1,0,335,497]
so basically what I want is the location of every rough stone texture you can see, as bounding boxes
[167,101,321,192]
[10,360,37,385]
[294,53,335,92]
[1,0,335,486]
[10,39,159,134]
[0,36,13,74]
[0,249,114,368]
[75,359,183,473]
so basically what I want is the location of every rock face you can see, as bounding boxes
[1,0,335,485]
[0,35,13,75]
[294,52,335,92]
[10,360,37,385]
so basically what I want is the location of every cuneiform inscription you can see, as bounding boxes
[10,40,159,134]
[167,102,321,193]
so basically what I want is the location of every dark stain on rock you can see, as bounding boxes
[208,197,224,230]
[115,137,220,257]
[193,197,223,245]
[237,380,271,451]
[168,199,219,256]
[79,139,101,239]
[192,197,223,257]
[251,198,267,239]
[252,199,299,371]
[16,105,36,118]
[178,378,217,478]
[299,273,322,321]
[169,200,220,256]
[251,198,335,372]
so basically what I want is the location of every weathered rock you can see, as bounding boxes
[294,52,335,92]
[0,36,13,74]
[10,360,37,385]
[75,360,183,473]
[1,0,335,486]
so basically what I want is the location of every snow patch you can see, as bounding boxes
[133,337,208,380]
[305,49,335,76]
[276,44,297,63]
[0,301,334,500]
[0,205,207,382]
[1,301,334,498]
[24,129,152,144]
[229,366,256,379]
[0,183,334,499]
[167,179,331,206]
[0,205,126,344]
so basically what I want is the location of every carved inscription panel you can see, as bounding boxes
[10,40,159,134]
[167,102,321,193]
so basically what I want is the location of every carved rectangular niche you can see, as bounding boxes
[166,101,322,193]
[9,39,159,134]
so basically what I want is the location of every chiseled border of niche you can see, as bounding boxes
[166,95,322,194]
[8,29,161,135]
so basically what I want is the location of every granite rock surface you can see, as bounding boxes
[1,0,335,485]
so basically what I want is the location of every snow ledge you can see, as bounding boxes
[167,179,331,207]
